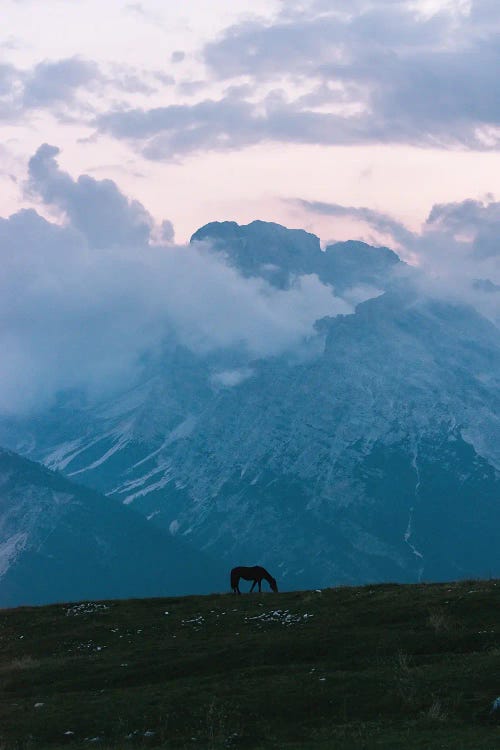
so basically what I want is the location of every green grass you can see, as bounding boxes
[1,580,500,749]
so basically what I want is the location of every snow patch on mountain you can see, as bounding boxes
[68,424,133,476]
[0,531,28,578]
[166,415,197,443]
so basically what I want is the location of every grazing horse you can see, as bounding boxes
[230,565,278,594]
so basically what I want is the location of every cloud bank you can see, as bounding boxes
[0,145,350,416]
[0,55,169,123]
[299,194,500,326]
[2,141,498,418]
[94,0,500,159]
[3,2,500,162]
[27,144,154,248]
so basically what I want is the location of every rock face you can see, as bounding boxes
[1,220,499,595]
[0,448,225,607]
[191,220,400,292]
[191,220,323,288]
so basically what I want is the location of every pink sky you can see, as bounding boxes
[1,0,500,245]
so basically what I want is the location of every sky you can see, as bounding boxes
[1,0,499,415]
[2,0,500,243]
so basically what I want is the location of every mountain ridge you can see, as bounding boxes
[191,219,401,291]
[0,447,225,607]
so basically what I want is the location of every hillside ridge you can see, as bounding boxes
[2,579,500,749]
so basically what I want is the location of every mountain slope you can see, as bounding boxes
[82,287,498,587]
[0,448,225,607]
[2,581,500,749]
[1,221,499,594]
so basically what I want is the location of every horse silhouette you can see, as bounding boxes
[230,565,278,594]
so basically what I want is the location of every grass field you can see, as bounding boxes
[1,580,500,749]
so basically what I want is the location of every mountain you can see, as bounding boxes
[0,448,225,607]
[191,220,401,292]
[1,220,499,595]
[191,220,323,288]
[322,239,401,292]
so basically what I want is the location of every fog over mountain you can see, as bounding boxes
[1,145,357,417]
[1,147,499,602]
[1,146,499,416]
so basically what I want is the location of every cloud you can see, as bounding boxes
[95,89,392,160]
[96,96,263,159]
[0,63,18,95]
[300,194,500,325]
[160,219,175,243]
[93,0,499,158]
[426,198,500,258]
[210,368,254,387]
[4,2,498,158]
[0,56,101,121]
[0,145,351,416]
[22,57,101,108]
[0,62,22,119]
[204,1,457,80]
[124,2,166,29]
[27,144,154,248]
[0,55,168,123]
[296,199,415,247]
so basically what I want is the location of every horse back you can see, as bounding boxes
[231,565,261,581]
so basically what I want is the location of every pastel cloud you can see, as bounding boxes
[93,0,500,159]
[0,55,169,124]
[0,145,350,415]
[22,57,100,108]
[28,143,154,248]
[299,194,500,325]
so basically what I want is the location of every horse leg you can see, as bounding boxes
[250,580,256,592]
[258,579,262,592]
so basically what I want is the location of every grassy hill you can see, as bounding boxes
[1,580,500,749]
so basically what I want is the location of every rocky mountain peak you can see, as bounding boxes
[191,220,322,288]
[191,220,403,293]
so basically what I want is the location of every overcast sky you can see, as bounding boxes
[2,0,500,244]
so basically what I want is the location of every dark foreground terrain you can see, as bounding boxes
[1,581,500,749]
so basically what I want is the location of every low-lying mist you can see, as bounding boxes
[2,144,499,417]
[0,145,351,416]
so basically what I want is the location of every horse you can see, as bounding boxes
[230,565,278,594]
